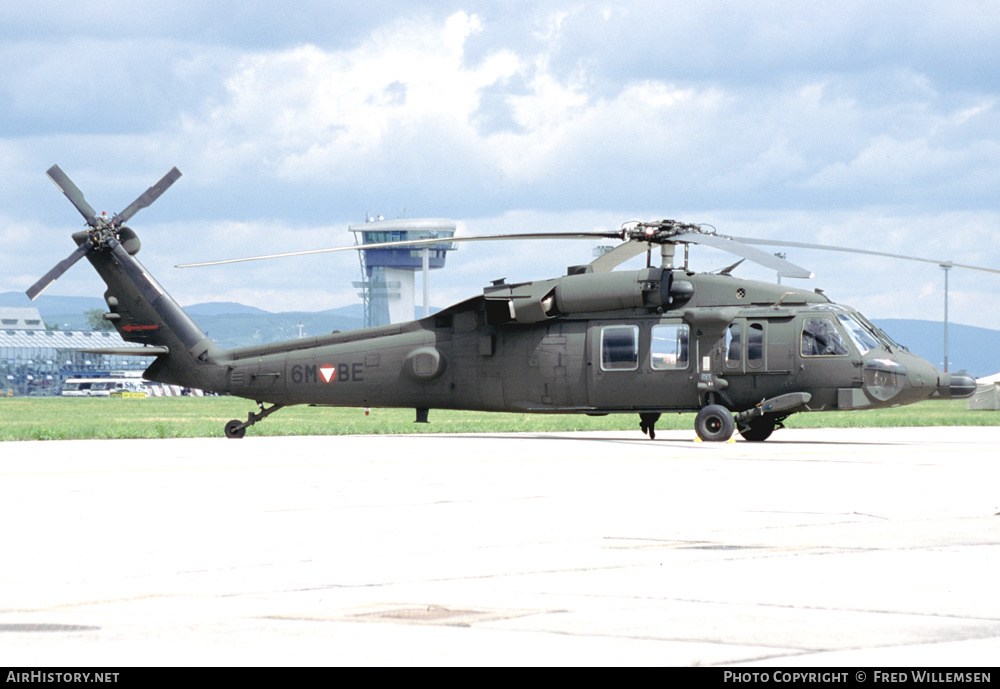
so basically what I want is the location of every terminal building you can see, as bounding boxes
[1,306,153,396]
[351,218,457,328]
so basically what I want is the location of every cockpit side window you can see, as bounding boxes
[801,317,850,357]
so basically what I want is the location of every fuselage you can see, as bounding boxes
[208,269,971,415]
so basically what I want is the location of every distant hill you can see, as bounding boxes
[184,302,271,316]
[872,319,998,379]
[0,291,105,315]
[321,304,365,319]
[187,311,364,350]
[177,302,365,349]
[0,291,107,331]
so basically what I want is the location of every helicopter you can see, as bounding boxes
[28,165,991,441]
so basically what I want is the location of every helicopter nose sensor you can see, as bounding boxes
[935,372,977,399]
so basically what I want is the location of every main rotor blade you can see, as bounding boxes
[176,231,618,268]
[675,232,814,279]
[589,241,649,272]
[732,237,1000,275]
[25,240,92,300]
[112,167,182,226]
[46,165,98,226]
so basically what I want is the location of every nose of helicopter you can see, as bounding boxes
[863,353,977,404]
[900,356,977,401]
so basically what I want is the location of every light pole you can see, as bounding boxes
[940,264,951,372]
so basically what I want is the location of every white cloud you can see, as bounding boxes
[185,13,502,179]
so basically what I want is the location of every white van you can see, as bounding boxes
[61,377,148,397]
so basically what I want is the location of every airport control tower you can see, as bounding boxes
[350,217,457,327]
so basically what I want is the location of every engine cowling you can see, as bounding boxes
[485,268,682,324]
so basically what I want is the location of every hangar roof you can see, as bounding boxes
[0,328,137,350]
[0,307,46,330]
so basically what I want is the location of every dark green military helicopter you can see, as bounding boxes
[29,165,990,441]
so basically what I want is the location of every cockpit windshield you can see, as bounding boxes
[836,313,881,355]
[806,304,897,355]
[852,310,907,351]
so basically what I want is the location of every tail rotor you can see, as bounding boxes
[26,165,182,300]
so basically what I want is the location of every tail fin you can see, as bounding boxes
[85,238,227,390]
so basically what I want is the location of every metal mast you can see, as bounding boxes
[940,263,951,372]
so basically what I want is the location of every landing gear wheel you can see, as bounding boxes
[224,419,246,439]
[222,403,285,439]
[694,404,735,442]
[739,417,776,442]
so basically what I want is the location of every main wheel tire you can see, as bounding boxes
[738,417,776,442]
[694,404,735,442]
[224,419,247,439]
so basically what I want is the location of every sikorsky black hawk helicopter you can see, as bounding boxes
[29,165,991,441]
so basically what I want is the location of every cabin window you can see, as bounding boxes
[748,323,764,363]
[725,323,741,366]
[650,324,689,370]
[601,325,639,371]
[801,318,850,357]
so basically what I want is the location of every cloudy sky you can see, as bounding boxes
[2,1,999,338]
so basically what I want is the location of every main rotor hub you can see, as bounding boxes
[621,219,709,244]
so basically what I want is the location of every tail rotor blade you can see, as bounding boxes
[46,165,98,226]
[25,241,92,301]
[112,167,182,226]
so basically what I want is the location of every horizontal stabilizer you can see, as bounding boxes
[77,346,170,356]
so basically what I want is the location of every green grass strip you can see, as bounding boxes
[0,397,996,441]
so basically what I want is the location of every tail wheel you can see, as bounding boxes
[694,404,735,442]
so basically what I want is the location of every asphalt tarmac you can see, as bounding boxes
[1,426,998,667]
